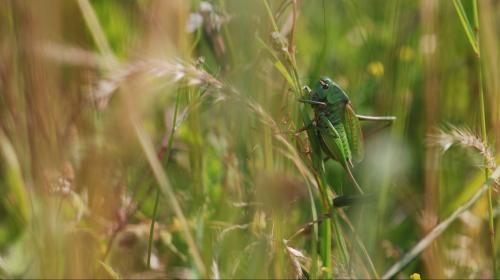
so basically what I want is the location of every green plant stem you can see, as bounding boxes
[146,189,160,268]
[480,67,495,276]
[306,184,319,279]
[146,92,181,269]
[76,0,117,68]
[473,0,496,275]
[322,211,332,278]
[217,0,236,65]
[262,0,279,33]
[453,0,495,274]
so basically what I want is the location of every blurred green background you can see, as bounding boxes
[0,0,498,278]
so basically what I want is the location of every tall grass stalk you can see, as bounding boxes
[132,116,206,276]
[472,1,496,275]
[146,92,181,269]
[76,0,116,68]
[453,0,496,274]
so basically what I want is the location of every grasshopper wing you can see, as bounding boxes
[318,116,364,193]
[318,116,351,168]
[344,103,364,163]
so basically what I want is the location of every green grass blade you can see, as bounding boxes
[331,210,350,266]
[146,92,181,269]
[262,0,279,32]
[274,61,295,88]
[0,130,29,225]
[452,0,479,55]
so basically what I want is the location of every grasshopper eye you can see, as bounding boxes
[319,79,329,90]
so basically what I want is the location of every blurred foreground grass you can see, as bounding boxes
[0,0,499,279]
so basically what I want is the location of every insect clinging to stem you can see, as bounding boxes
[299,77,396,194]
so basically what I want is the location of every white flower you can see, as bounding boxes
[186,13,203,33]
[199,1,213,13]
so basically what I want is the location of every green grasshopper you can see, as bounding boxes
[300,77,395,194]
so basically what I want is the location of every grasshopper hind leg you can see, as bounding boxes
[323,156,365,194]
[345,166,364,194]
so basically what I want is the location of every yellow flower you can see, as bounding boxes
[399,46,415,61]
[368,61,384,77]
[173,217,182,230]
[410,272,421,280]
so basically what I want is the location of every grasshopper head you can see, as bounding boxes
[316,76,349,104]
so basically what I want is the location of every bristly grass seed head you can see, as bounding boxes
[429,125,498,187]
